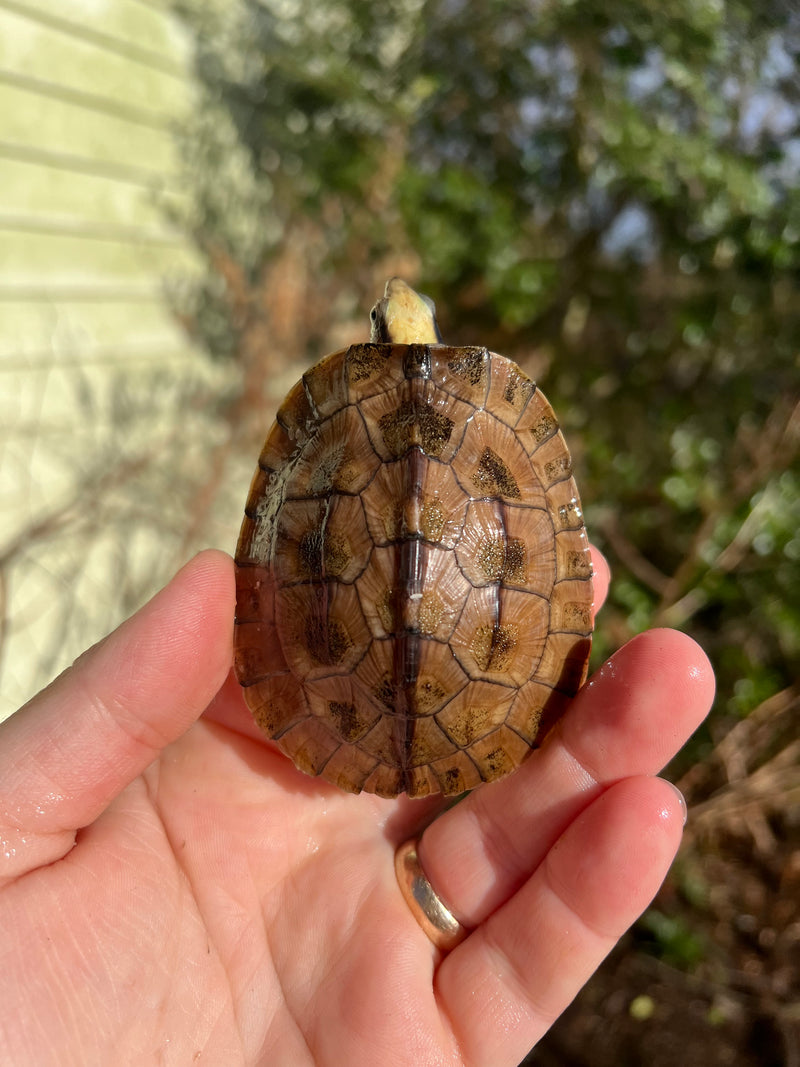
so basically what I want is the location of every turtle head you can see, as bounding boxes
[370,278,442,344]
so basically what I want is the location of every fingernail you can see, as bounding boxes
[664,780,688,826]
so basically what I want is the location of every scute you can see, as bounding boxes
[234,340,593,798]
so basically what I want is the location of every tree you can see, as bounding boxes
[172,0,798,714]
[170,1,800,1059]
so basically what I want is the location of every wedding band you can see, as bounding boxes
[395,838,468,952]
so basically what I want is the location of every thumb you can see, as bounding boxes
[0,550,234,883]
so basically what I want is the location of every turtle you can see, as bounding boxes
[233,278,593,798]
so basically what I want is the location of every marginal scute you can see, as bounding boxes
[447,347,488,387]
[346,342,392,384]
[234,619,286,683]
[539,632,593,693]
[234,333,593,798]
[468,726,532,783]
[402,344,432,378]
[559,599,593,633]
[302,348,349,419]
[557,499,584,530]
[437,765,468,795]
[517,388,560,447]
[556,533,592,580]
[531,432,575,489]
[504,373,533,407]
[321,744,379,794]
[256,421,300,481]
[275,378,315,444]
[485,356,535,426]
[246,673,308,737]
[280,718,341,777]
[364,764,402,797]
[430,752,483,795]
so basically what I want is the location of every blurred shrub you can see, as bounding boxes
[170,0,799,742]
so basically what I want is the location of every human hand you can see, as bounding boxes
[0,549,714,1066]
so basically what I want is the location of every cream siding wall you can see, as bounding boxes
[0,0,230,717]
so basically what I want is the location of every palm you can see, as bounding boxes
[157,695,447,1064]
[0,552,714,1066]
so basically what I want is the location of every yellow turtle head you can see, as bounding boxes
[369,278,442,344]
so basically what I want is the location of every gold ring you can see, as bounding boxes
[395,838,468,952]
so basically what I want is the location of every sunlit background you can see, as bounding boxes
[1,1,798,1063]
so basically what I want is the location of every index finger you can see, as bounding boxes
[589,543,610,614]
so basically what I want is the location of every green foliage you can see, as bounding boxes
[170,0,800,722]
[636,908,707,970]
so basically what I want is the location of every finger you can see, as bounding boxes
[203,667,266,741]
[419,628,713,926]
[0,550,234,879]
[589,543,610,614]
[437,775,684,1066]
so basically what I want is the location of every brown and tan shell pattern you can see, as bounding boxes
[234,342,593,798]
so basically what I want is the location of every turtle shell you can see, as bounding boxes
[234,341,593,798]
